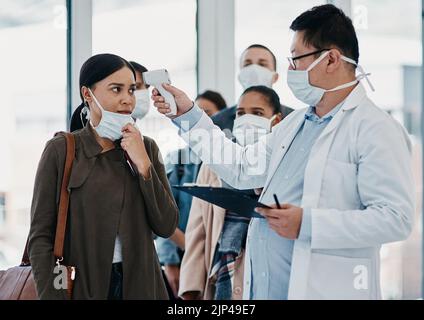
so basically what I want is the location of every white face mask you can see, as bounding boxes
[132,89,150,120]
[287,51,375,106]
[87,88,135,141]
[238,64,276,89]
[232,113,276,147]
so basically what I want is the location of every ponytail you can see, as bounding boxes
[70,103,88,132]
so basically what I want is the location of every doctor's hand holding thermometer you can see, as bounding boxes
[152,82,305,240]
[151,83,194,118]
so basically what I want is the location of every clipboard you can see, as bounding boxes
[172,185,270,219]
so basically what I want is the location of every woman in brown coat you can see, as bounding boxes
[28,53,178,300]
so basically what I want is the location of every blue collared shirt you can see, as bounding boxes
[173,103,343,299]
[246,104,343,299]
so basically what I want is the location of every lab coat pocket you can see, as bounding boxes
[321,158,360,209]
[306,253,372,300]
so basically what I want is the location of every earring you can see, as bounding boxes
[81,101,90,125]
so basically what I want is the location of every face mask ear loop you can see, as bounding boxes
[80,108,86,128]
[356,65,375,92]
[87,88,104,128]
[306,51,330,72]
[342,56,375,92]
[88,88,105,113]
[269,114,278,131]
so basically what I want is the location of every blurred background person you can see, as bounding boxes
[195,90,227,117]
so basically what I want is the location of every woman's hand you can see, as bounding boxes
[151,83,194,118]
[254,188,263,196]
[169,228,185,250]
[164,265,180,298]
[181,291,201,300]
[121,123,152,179]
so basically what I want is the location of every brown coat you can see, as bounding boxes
[179,165,245,300]
[28,125,178,300]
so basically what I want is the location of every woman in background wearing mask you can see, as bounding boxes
[129,61,151,120]
[29,53,178,300]
[178,86,282,300]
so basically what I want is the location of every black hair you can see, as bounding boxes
[129,61,150,89]
[241,85,281,115]
[244,44,277,71]
[70,104,87,132]
[290,4,359,65]
[195,90,227,111]
[71,53,136,132]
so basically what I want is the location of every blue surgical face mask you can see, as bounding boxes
[132,89,150,120]
[86,88,135,141]
[287,51,374,106]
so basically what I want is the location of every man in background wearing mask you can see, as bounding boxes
[152,4,414,300]
[212,44,293,134]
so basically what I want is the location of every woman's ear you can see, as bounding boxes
[272,72,279,85]
[271,113,283,127]
[81,86,92,104]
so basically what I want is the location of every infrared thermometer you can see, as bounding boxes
[142,69,177,116]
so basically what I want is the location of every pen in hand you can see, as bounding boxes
[273,194,281,209]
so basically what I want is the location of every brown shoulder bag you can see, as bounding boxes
[0,132,76,300]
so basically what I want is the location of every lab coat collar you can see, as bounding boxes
[304,83,366,124]
[310,83,368,145]
[341,83,367,111]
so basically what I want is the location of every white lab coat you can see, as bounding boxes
[179,84,415,300]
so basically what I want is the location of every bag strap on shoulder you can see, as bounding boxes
[21,132,75,266]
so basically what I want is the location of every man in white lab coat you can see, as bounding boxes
[152,4,415,300]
